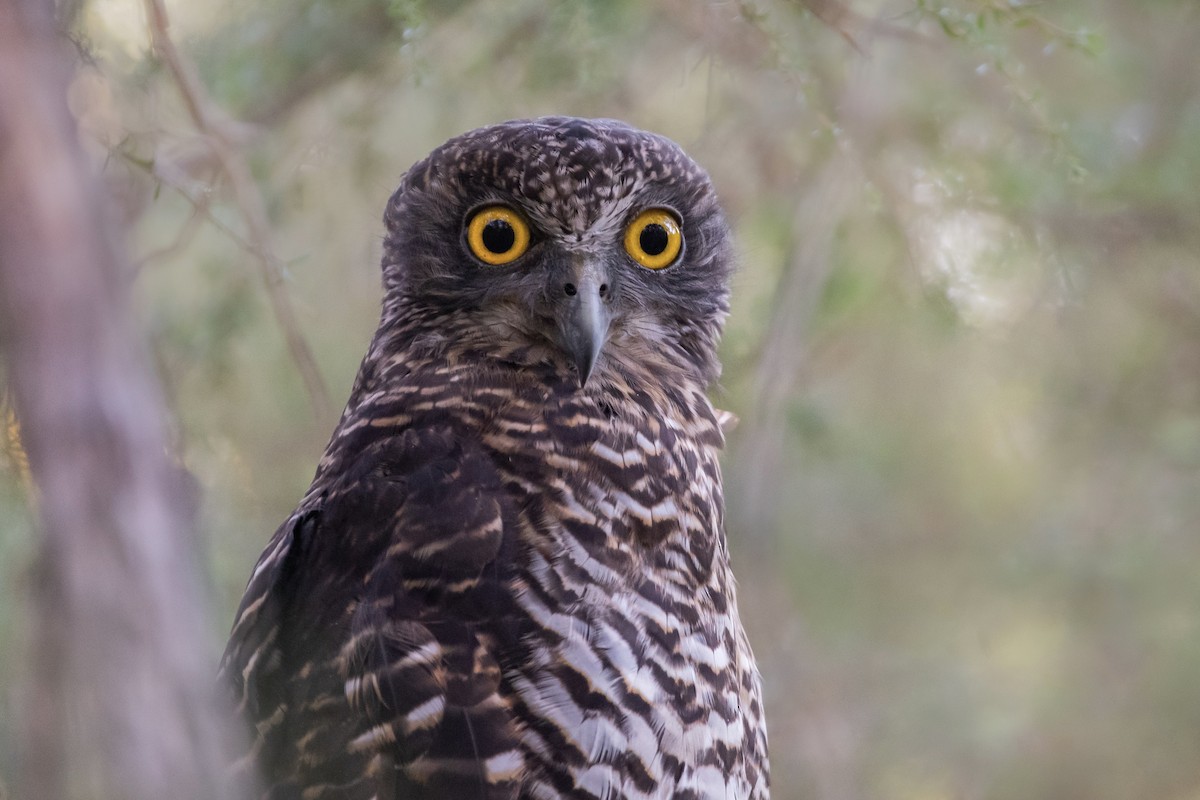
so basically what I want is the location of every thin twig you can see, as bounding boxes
[118,150,260,261]
[141,0,332,420]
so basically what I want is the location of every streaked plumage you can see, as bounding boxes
[220,116,769,799]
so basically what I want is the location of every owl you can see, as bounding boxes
[220,116,769,799]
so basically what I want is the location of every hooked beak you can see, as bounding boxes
[557,260,613,388]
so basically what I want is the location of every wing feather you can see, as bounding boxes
[222,427,524,799]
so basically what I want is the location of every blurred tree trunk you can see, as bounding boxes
[0,1,247,799]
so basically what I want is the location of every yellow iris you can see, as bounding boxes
[466,206,531,265]
[624,209,682,270]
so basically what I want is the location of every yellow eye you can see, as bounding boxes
[624,209,682,270]
[466,206,531,265]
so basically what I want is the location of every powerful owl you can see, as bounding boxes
[220,117,769,799]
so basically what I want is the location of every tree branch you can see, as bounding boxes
[0,1,250,797]
[142,0,332,420]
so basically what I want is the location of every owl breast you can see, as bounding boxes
[508,554,754,799]
[471,367,763,799]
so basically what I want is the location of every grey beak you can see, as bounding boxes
[558,262,612,388]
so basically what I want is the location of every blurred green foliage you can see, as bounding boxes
[3,0,1200,797]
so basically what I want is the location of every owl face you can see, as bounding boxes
[381,117,733,388]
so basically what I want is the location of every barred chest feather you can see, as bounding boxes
[476,373,762,798]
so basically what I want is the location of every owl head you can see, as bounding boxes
[379,117,733,389]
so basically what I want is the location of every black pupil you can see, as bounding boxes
[639,223,669,256]
[481,219,516,253]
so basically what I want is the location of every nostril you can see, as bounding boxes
[563,283,577,297]
[598,283,609,297]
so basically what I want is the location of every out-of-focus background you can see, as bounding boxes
[2,1,1199,797]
